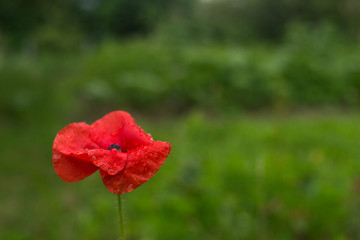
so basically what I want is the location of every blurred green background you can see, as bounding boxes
[1,0,360,239]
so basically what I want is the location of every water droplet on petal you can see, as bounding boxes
[91,156,98,164]
[149,153,153,157]
[111,132,117,137]
[143,162,147,167]
[86,142,91,147]
[136,152,141,158]
[92,136,98,142]
[155,146,159,150]
[111,148,118,154]
[113,163,117,167]
[107,169,115,174]
[143,146,148,151]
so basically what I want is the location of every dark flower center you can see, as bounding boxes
[107,143,121,151]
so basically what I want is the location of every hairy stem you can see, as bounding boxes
[117,194,125,240]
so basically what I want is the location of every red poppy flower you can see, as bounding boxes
[52,111,171,194]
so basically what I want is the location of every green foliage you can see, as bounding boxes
[155,0,360,44]
[1,27,359,239]
[1,112,360,239]
[1,2,359,239]
[0,0,359,51]
[1,27,359,120]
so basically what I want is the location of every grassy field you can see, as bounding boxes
[1,111,360,239]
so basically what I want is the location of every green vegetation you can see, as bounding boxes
[1,112,360,239]
[1,28,360,238]
[1,1,359,239]
[2,27,360,120]
[1,0,358,50]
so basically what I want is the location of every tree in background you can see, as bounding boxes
[0,0,358,52]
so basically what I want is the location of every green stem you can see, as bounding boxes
[117,194,125,240]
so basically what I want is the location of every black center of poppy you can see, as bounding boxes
[108,143,121,151]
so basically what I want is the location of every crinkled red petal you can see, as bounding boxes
[91,111,152,151]
[53,122,100,155]
[53,111,172,192]
[53,122,99,181]
[120,120,153,152]
[87,149,127,175]
[53,149,98,182]
[100,141,171,194]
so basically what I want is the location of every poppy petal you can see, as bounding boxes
[87,149,127,175]
[53,122,100,156]
[53,122,99,182]
[100,141,171,194]
[91,111,131,149]
[91,111,152,151]
[120,121,153,152]
[53,149,98,182]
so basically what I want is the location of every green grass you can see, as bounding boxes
[1,112,360,239]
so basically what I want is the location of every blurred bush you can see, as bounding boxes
[0,0,359,50]
[1,23,360,121]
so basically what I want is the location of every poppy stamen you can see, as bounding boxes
[108,143,121,151]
